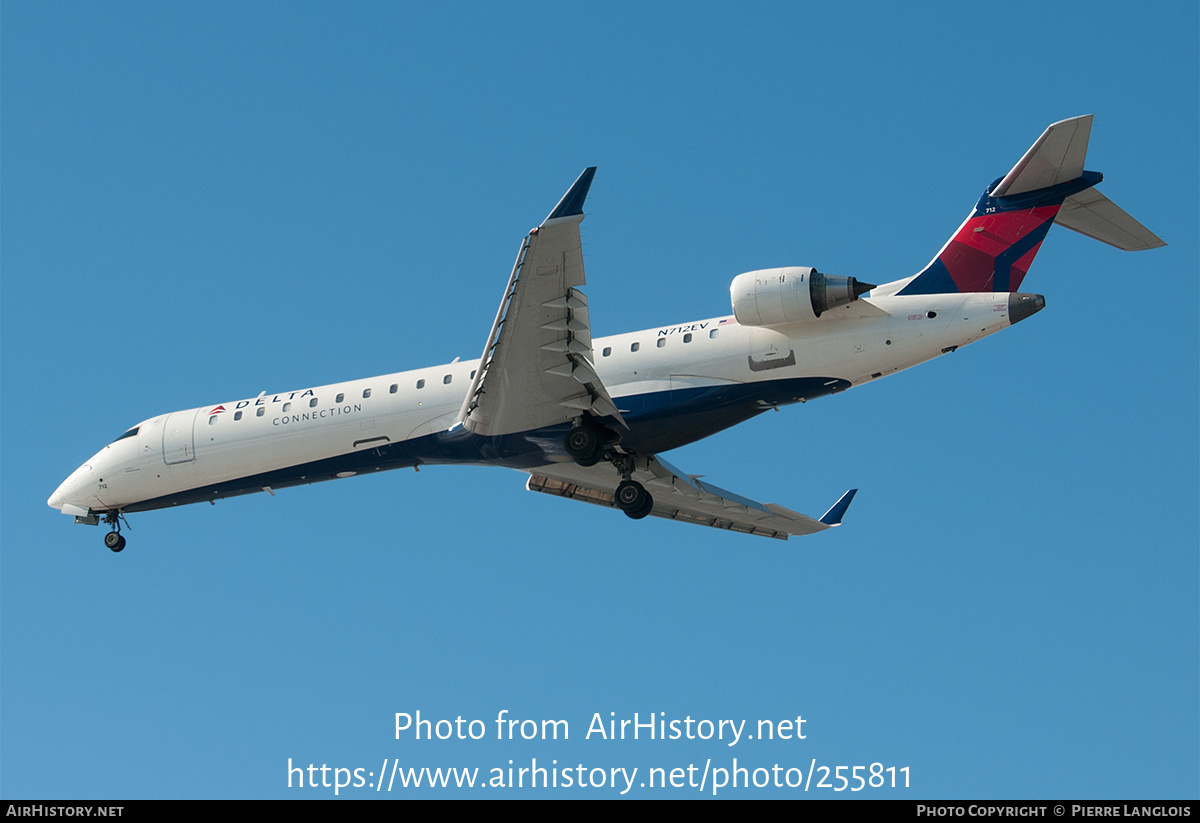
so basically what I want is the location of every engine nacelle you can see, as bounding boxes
[730,266,875,326]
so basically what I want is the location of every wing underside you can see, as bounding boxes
[527,456,855,541]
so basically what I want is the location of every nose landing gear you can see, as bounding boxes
[102,512,127,552]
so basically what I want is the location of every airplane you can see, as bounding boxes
[48,115,1164,552]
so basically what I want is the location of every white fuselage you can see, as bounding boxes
[48,290,1017,518]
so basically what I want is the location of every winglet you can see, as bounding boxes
[818,489,858,526]
[544,167,597,223]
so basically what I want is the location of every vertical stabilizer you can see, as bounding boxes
[898,115,1161,296]
[993,115,1093,196]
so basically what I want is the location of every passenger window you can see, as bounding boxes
[336,393,345,403]
[683,333,692,343]
[390,384,398,394]
[602,347,611,357]
[363,388,371,399]
[443,374,452,385]
[256,407,265,417]
[470,369,476,379]
[309,398,318,408]
[208,416,218,426]
[282,402,291,412]
[417,379,425,389]
[709,329,719,339]
[631,342,640,352]
[656,338,666,348]
[234,411,243,421]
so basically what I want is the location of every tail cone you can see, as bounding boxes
[1008,293,1046,325]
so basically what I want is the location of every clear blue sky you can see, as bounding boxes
[3,1,1196,799]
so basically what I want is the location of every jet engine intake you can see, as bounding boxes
[730,266,875,326]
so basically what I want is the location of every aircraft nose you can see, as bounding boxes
[48,463,91,512]
[48,475,75,511]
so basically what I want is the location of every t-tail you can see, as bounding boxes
[897,115,1164,298]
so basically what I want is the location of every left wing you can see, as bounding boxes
[527,455,857,541]
[455,168,625,437]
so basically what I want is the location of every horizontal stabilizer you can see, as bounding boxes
[1055,188,1166,251]
[993,115,1093,197]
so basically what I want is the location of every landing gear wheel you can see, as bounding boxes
[565,425,600,464]
[615,479,652,518]
[626,493,654,520]
[104,532,126,552]
[575,450,602,467]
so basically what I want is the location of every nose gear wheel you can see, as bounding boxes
[102,512,128,552]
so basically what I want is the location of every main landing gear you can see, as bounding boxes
[615,479,653,520]
[102,512,126,553]
[564,420,654,520]
[564,422,603,467]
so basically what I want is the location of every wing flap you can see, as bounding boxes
[455,168,626,436]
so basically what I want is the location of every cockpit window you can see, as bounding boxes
[111,427,139,443]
